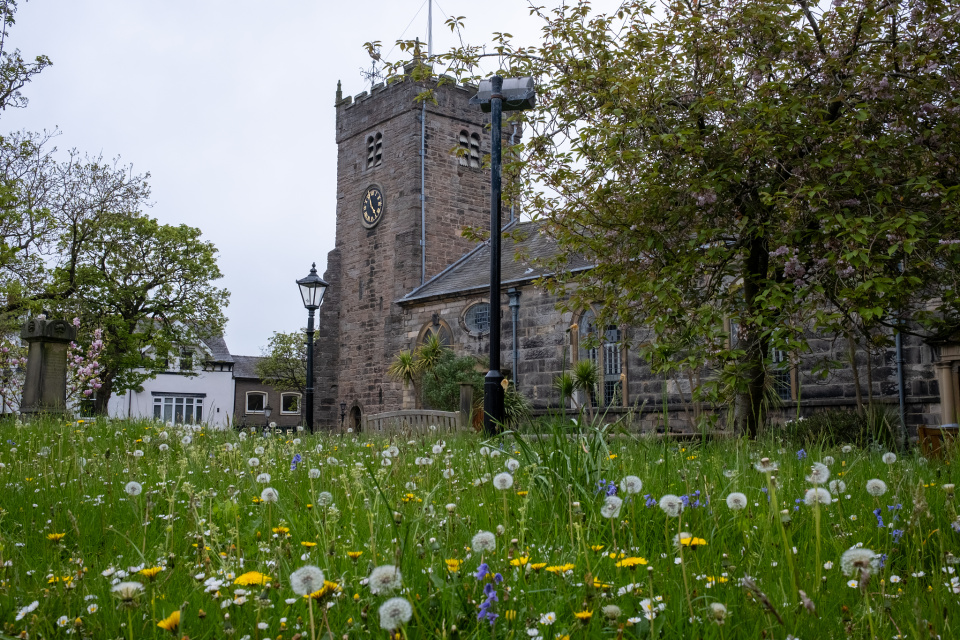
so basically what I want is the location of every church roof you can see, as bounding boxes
[399,220,591,304]
[232,355,264,380]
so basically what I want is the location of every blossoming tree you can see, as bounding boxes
[397,0,960,435]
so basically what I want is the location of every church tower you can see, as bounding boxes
[313,68,501,429]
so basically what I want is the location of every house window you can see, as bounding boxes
[366,132,383,168]
[153,395,203,424]
[463,302,490,334]
[459,130,481,168]
[246,391,267,414]
[180,350,194,372]
[576,309,623,407]
[771,346,793,401]
[281,393,301,415]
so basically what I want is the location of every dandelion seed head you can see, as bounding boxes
[317,491,333,506]
[601,496,623,519]
[840,547,878,576]
[659,494,684,517]
[806,462,830,484]
[804,487,832,506]
[260,487,279,503]
[493,472,514,491]
[882,452,897,465]
[379,597,413,630]
[725,492,748,511]
[505,458,520,473]
[866,478,888,497]
[124,481,142,497]
[289,565,325,596]
[472,530,496,553]
[620,475,643,495]
[368,565,403,594]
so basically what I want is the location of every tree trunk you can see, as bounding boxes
[847,332,863,412]
[741,205,771,438]
[92,370,114,415]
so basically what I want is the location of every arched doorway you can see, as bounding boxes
[350,406,362,432]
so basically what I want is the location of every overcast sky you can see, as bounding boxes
[2,0,613,356]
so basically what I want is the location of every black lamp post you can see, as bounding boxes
[470,76,536,435]
[263,404,273,433]
[297,262,329,433]
[340,402,346,430]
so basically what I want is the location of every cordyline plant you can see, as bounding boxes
[383,0,960,436]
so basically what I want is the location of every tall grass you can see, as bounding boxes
[0,415,957,639]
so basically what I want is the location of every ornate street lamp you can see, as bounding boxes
[470,76,536,435]
[263,404,273,433]
[297,263,329,433]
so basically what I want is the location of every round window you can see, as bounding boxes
[463,302,491,334]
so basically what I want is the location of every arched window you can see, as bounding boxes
[417,314,453,348]
[366,132,383,168]
[458,130,481,168]
[575,309,623,407]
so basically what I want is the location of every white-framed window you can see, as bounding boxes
[366,132,383,168]
[153,394,204,424]
[246,391,267,414]
[179,349,194,372]
[280,393,301,415]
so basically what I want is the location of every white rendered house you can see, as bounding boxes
[106,335,235,429]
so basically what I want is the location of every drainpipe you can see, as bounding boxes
[508,123,517,223]
[508,288,521,390]
[420,101,426,285]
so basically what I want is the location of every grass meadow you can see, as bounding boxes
[0,417,958,639]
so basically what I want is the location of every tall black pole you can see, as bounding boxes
[484,75,505,436]
[305,308,316,433]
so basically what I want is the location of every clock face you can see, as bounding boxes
[361,185,385,228]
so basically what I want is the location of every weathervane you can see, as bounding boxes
[360,44,384,92]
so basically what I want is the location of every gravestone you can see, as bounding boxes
[20,317,77,416]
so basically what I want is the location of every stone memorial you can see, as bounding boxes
[20,317,76,416]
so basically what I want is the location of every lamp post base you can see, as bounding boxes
[483,370,505,435]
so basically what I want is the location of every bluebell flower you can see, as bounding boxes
[644,494,657,508]
[290,453,302,471]
[892,529,905,543]
[474,563,490,581]
[873,507,884,528]
[797,449,807,460]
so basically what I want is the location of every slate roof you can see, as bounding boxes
[232,355,264,380]
[399,220,592,305]
[198,334,234,363]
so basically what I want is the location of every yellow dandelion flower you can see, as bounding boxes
[575,610,593,621]
[305,581,341,600]
[272,526,290,535]
[347,551,363,560]
[516,491,529,497]
[47,533,66,542]
[139,566,164,579]
[590,545,605,552]
[609,454,617,460]
[252,497,263,504]
[510,557,529,567]
[47,575,73,584]
[156,610,180,632]
[531,563,547,571]
[680,537,707,547]
[705,575,729,584]
[233,571,271,586]
[545,564,575,574]
[615,557,648,569]
[593,578,612,589]
[301,541,317,548]
[445,559,463,572]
